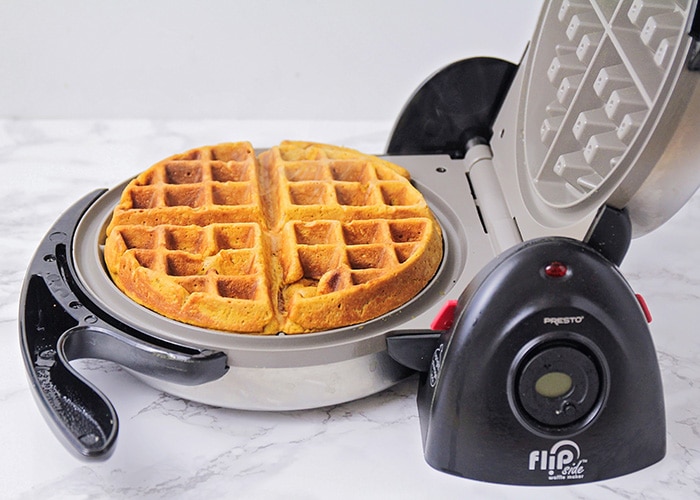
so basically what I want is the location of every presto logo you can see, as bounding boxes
[528,440,587,481]
[543,316,584,326]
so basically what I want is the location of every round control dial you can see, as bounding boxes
[512,339,607,434]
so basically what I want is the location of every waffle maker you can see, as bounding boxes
[19,0,700,486]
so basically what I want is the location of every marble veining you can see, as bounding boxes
[2,119,700,499]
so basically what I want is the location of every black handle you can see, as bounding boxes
[386,330,442,373]
[19,190,228,459]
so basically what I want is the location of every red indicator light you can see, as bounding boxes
[545,261,568,278]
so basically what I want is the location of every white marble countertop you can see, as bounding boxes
[2,119,700,499]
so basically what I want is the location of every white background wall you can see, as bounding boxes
[0,1,539,121]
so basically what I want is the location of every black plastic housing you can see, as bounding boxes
[393,237,665,485]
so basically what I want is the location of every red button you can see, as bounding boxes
[636,293,652,323]
[431,300,458,330]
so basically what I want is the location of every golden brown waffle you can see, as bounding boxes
[104,141,443,334]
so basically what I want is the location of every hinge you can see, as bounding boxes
[583,205,632,266]
[464,140,522,253]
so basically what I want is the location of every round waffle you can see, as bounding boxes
[104,141,443,334]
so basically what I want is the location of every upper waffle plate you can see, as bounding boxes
[501,0,700,237]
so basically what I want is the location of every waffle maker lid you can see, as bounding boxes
[389,0,700,246]
[496,0,700,241]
